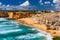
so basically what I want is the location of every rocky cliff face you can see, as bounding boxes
[31,12,60,30]
[17,11,60,37]
[0,11,35,19]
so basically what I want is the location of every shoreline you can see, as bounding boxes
[16,18,60,37]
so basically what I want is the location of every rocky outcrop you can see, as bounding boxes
[17,12,60,37]
[31,13,60,30]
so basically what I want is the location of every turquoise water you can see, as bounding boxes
[0,18,52,40]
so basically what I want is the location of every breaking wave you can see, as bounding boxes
[0,18,52,40]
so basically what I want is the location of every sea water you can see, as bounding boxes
[0,18,52,40]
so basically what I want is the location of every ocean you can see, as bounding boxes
[0,18,52,40]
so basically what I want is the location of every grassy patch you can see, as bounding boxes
[53,37,60,40]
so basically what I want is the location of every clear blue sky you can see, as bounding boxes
[0,0,59,10]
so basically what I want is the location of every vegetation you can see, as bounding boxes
[53,37,60,40]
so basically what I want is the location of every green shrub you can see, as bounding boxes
[53,37,60,40]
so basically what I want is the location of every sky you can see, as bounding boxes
[0,0,60,10]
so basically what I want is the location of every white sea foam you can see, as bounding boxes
[0,18,7,21]
[33,28,53,40]
[0,18,53,40]
[16,29,53,40]
[39,30,53,40]
[0,29,22,34]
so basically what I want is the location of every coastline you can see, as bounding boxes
[16,18,60,37]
